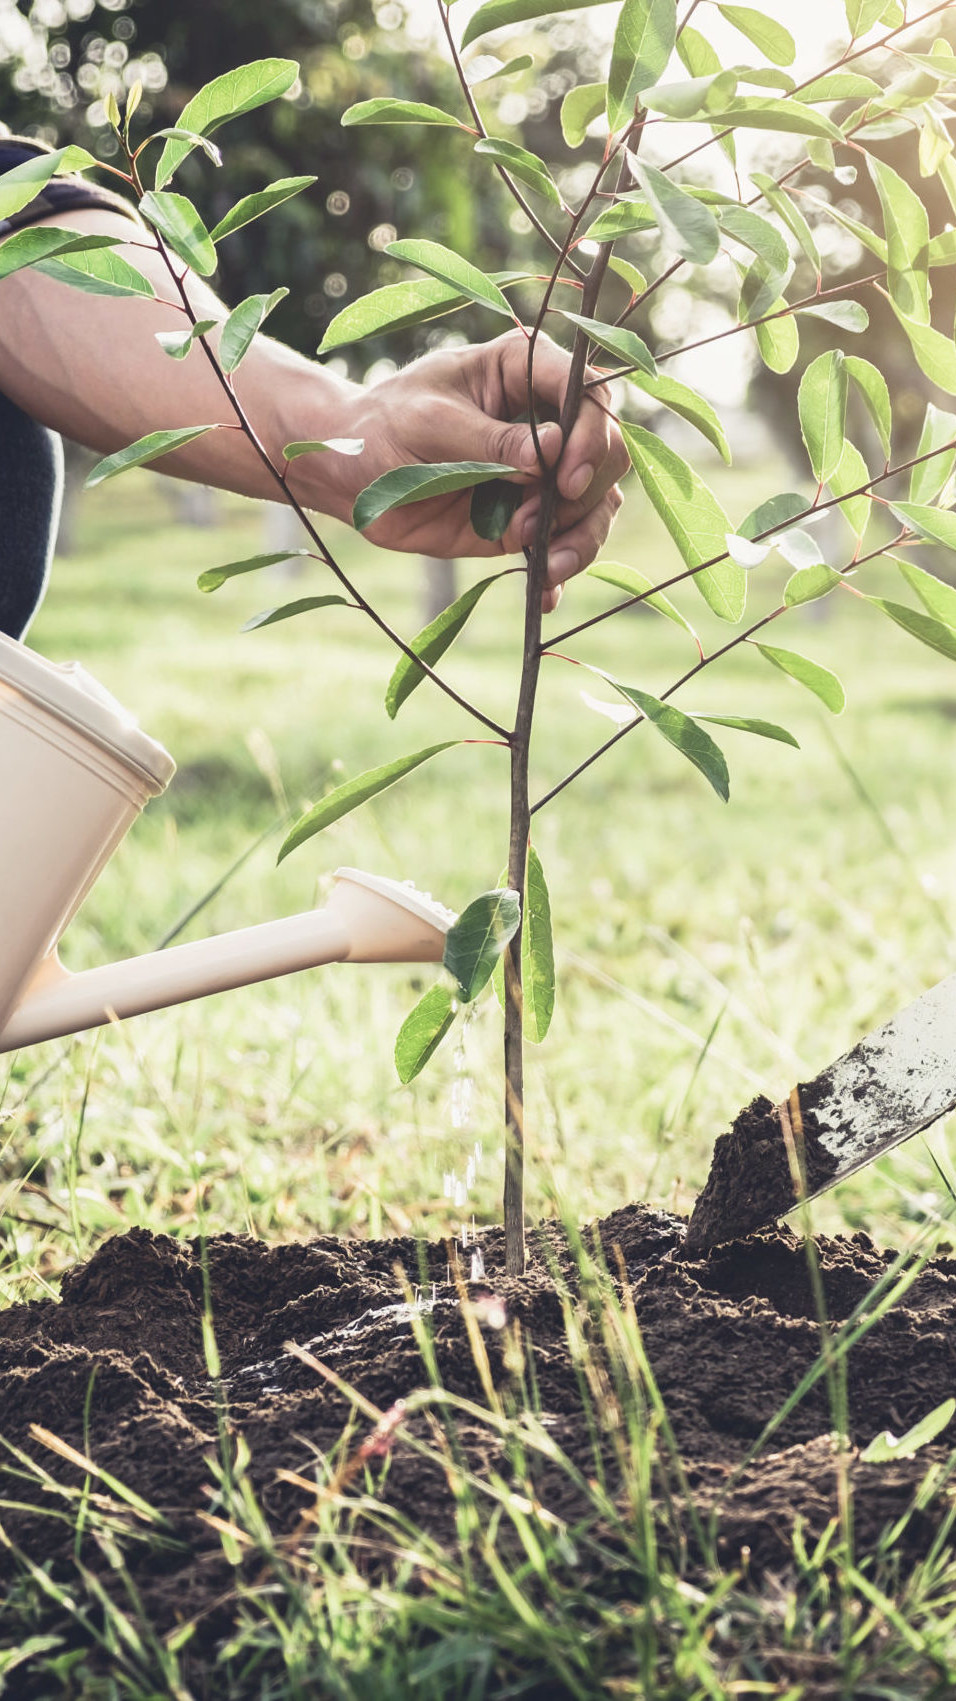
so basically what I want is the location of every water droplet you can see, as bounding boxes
[470,1247,485,1281]
[454,1180,467,1209]
[443,1172,454,1198]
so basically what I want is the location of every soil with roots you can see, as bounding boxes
[1,1207,956,1682]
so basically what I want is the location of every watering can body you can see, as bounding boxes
[0,634,453,1052]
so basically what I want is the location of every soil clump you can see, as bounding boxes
[1,1208,955,1660]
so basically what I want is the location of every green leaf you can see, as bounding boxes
[33,245,157,299]
[740,491,807,541]
[219,287,288,374]
[828,440,871,542]
[395,985,458,1083]
[342,97,468,128]
[927,229,956,268]
[560,82,607,147]
[868,155,930,325]
[85,426,219,489]
[319,278,474,352]
[750,173,821,277]
[755,301,799,373]
[624,370,731,462]
[799,71,883,100]
[910,404,956,503]
[887,501,956,552]
[845,0,895,36]
[283,438,365,460]
[718,204,789,273]
[695,712,799,747]
[198,549,313,592]
[737,253,791,325]
[443,889,521,1002]
[886,303,956,396]
[155,59,300,189]
[613,684,731,800]
[784,563,842,606]
[470,479,522,542]
[891,557,956,630]
[677,26,720,77]
[754,642,845,712]
[279,744,460,861]
[522,847,555,1043]
[209,176,317,242]
[156,319,218,359]
[920,110,954,180]
[585,198,656,243]
[0,146,93,222]
[241,596,349,632]
[867,597,956,663]
[796,299,869,334]
[843,353,891,459]
[354,461,518,532]
[606,0,677,132]
[462,0,615,50]
[385,575,501,716]
[640,70,738,119]
[717,5,795,65]
[609,257,647,298]
[798,350,847,484]
[138,190,217,277]
[635,161,721,264]
[0,226,120,284]
[704,97,842,139]
[467,53,534,84]
[860,1398,956,1465]
[558,311,656,374]
[622,423,745,622]
[385,239,513,319]
[587,560,700,641]
[148,127,223,170]
[474,136,562,204]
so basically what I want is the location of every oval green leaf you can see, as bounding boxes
[241,596,350,632]
[385,239,514,319]
[156,319,218,359]
[621,423,746,623]
[910,404,956,503]
[155,59,300,189]
[85,425,219,489]
[561,81,607,147]
[798,349,847,484]
[522,846,555,1043]
[0,226,121,284]
[443,889,521,1002]
[866,597,956,663]
[784,563,842,606]
[462,0,616,50]
[342,98,469,128]
[558,311,657,375]
[395,985,458,1083]
[138,190,217,277]
[34,245,157,300]
[891,556,956,629]
[474,136,562,204]
[278,744,461,862]
[586,560,700,642]
[385,574,502,717]
[354,461,518,532]
[209,176,317,243]
[717,4,795,65]
[754,642,845,712]
[606,0,677,132]
[635,161,721,264]
[612,684,731,801]
[470,479,522,541]
[198,549,314,592]
[219,287,289,374]
[694,712,799,748]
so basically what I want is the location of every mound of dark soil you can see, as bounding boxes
[1,1209,955,1643]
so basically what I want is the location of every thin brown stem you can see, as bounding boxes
[436,0,585,281]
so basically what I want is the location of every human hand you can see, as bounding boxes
[299,327,628,614]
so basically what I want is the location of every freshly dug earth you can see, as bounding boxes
[1,1208,955,1648]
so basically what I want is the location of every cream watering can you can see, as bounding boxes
[0,633,455,1054]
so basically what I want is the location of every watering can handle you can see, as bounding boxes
[0,869,455,1054]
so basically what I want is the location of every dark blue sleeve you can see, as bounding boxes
[0,137,136,237]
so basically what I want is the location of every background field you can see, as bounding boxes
[4,451,956,1302]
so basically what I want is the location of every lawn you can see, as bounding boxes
[2,458,956,1698]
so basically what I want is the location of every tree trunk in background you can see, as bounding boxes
[422,556,458,625]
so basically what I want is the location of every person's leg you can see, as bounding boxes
[0,390,63,640]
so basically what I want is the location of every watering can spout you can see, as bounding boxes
[0,870,455,1054]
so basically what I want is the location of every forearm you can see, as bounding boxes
[0,209,363,519]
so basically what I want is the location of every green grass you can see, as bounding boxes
[5,459,955,1281]
[3,463,956,1696]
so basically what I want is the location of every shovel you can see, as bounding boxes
[684,972,956,1254]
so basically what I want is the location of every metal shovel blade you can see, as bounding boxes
[684,971,956,1254]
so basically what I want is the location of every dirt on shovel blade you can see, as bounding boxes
[684,1090,840,1253]
[1,1205,956,1672]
